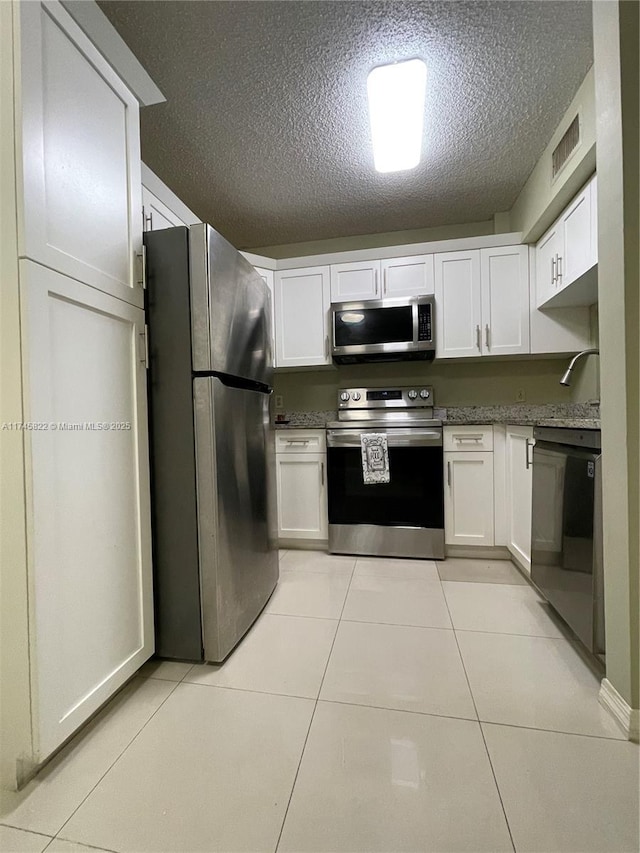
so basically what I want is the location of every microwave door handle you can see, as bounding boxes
[413,302,419,345]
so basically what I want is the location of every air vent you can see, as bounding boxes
[552,114,581,180]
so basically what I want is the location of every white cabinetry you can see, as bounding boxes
[255,267,276,367]
[444,426,495,547]
[381,255,434,298]
[17,2,143,308]
[435,251,482,358]
[20,260,153,758]
[275,431,328,542]
[275,266,331,367]
[435,247,529,358]
[535,175,598,309]
[330,255,434,302]
[142,186,188,231]
[330,261,379,301]
[505,426,534,573]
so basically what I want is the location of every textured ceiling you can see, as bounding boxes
[97,0,593,249]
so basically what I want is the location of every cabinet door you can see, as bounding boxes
[434,251,482,358]
[480,246,530,355]
[142,186,188,231]
[276,453,328,539]
[275,266,331,367]
[535,224,562,308]
[17,2,143,308]
[20,260,153,760]
[255,267,276,368]
[529,250,591,354]
[505,427,534,573]
[560,182,592,287]
[445,452,494,546]
[381,255,434,298]
[330,261,380,302]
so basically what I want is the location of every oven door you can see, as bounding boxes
[326,427,444,559]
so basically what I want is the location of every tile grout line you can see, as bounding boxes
[441,584,517,853]
[273,557,356,853]
[51,678,184,848]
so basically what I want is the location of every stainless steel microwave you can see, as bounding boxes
[331,295,435,364]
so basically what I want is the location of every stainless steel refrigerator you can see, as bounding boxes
[144,223,278,663]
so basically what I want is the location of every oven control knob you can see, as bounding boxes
[419,389,430,400]
[340,391,350,402]
[352,392,361,401]
[408,389,418,400]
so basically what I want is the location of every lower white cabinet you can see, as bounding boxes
[275,430,327,541]
[505,426,534,573]
[20,260,154,760]
[444,426,495,546]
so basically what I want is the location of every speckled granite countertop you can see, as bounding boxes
[274,403,601,430]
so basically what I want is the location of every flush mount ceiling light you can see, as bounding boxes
[367,58,427,174]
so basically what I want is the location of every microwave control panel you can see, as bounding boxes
[418,303,432,342]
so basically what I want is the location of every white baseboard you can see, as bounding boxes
[599,678,640,741]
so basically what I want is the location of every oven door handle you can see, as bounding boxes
[326,429,443,448]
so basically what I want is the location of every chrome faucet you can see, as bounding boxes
[560,349,599,386]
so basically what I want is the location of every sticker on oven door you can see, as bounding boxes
[587,462,595,478]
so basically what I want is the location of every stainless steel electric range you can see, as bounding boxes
[326,386,444,560]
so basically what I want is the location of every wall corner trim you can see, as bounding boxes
[599,678,639,741]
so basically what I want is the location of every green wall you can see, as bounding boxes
[275,356,599,412]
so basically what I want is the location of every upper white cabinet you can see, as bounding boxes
[16,2,143,308]
[330,255,434,302]
[434,251,482,358]
[435,246,529,358]
[381,255,434,298]
[535,175,598,309]
[275,266,331,367]
[20,260,153,759]
[255,267,276,367]
[330,260,380,302]
[142,186,188,231]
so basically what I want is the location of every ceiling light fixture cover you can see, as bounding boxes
[367,58,427,174]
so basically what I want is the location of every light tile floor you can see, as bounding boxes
[1,554,638,853]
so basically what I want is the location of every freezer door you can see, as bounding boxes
[190,224,273,385]
[193,376,278,662]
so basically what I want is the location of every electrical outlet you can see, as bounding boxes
[515,388,526,402]
[275,395,284,409]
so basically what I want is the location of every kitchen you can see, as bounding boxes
[0,2,638,852]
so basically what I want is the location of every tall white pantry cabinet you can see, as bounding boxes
[1,1,158,787]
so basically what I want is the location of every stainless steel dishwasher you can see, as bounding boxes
[531,426,604,661]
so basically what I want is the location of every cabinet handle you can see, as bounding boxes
[320,461,325,486]
[454,435,483,443]
[476,325,481,351]
[525,438,535,469]
[374,269,379,296]
[447,460,451,487]
[557,255,563,284]
[485,324,490,350]
[136,246,147,289]
[287,439,310,446]
[383,268,387,295]
[551,256,556,285]
[325,335,329,359]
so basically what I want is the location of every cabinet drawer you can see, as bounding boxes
[275,429,326,453]
[444,425,493,452]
